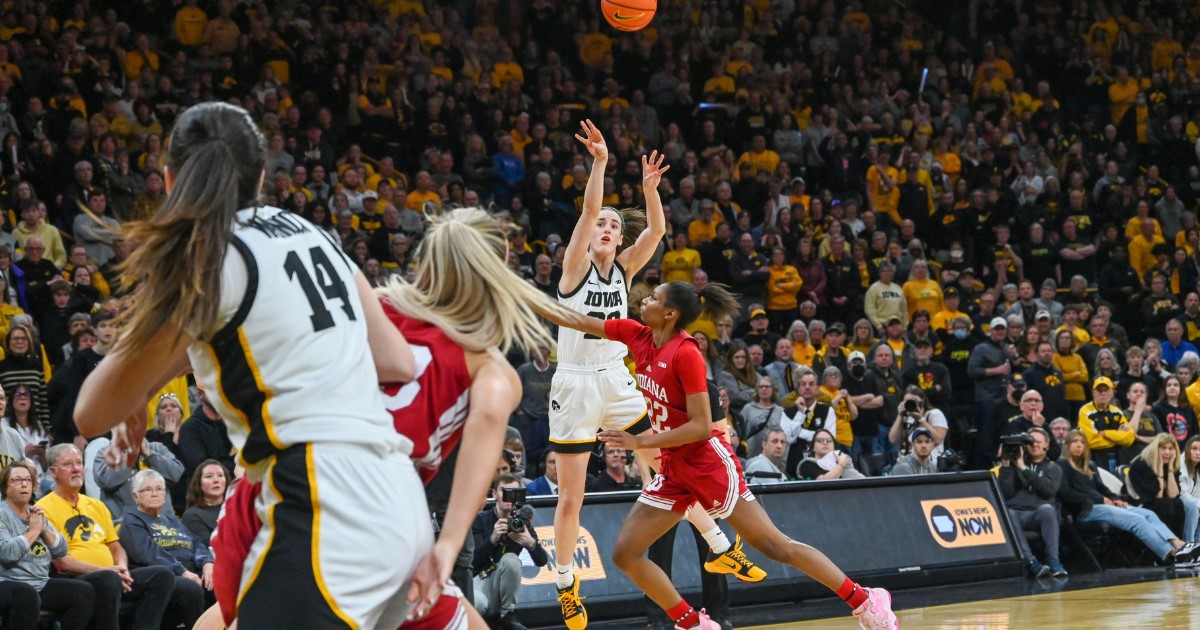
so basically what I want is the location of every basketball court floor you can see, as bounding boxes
[584,567,1200,629]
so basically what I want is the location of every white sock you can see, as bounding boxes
[702,526,731,554]
[555,563,574,589]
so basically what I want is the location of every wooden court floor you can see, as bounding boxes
[749,576,1200,629]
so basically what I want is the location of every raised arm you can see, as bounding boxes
[559,120,609,292]
[617,152,670,277]
[76,323,193,447]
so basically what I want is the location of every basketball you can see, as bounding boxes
[601,0,656,31]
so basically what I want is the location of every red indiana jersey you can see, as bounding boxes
[380,302,473,484]
[604,319,722,458]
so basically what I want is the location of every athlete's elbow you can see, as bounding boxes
[378,353,416,384]
[74,407,106,439]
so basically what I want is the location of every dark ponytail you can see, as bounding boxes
[116,102,266,353]
[663,281,741,330]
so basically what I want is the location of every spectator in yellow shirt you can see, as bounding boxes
[766,247,803,332]
[174,0,208,47]
[492,45,524,88]
[1054,330,1090,412]
[866,147,900,226]
[1128,217,1166,283]
[902,260,944,318]
[405,171,442,212]
[661,233,701,283]
[735,134,780,178]
[687,202,719,246]
[123,35,159,81]
[1108,66,1141,125]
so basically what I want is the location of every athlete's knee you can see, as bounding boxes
[611,544,639,571]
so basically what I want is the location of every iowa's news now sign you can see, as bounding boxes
[514,472,1021,624]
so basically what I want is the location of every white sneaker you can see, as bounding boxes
[852,587,899,630]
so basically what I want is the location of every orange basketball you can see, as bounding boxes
[601,0,656,31]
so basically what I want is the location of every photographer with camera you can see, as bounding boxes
[998,427,1066,578]
[471,474,548,630]
[1000,390,1062,462]
[887,386,948,460]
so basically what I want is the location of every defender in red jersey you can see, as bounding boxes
[205,208,567,630]
[542,281,899,630]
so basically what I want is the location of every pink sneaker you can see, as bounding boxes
[674,608,722,630]
[852,587,898,630]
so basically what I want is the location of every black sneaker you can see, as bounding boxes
[497,611,529,630]
[1176,544,1200,565]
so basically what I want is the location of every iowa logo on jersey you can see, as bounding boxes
[551,400,561,412]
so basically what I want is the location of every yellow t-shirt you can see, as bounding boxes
[1108,79,1140,124]
[406,190,441,212]
[123,49,160,81]
[866,165,900,225]
[579,33,612,68]
[492,62,524,88]
[687,219,718,246]
[736,150,780,177]
[38,492,117,567]
[661,248,701,283]
[902,279,944,318]
[175,6,208,46]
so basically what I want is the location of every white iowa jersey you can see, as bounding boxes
[557,261,628,367]
[187,206,407,470]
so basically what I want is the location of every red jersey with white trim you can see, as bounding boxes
[380,302,473,484]
[604,319,722,458]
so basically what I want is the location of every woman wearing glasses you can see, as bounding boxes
[119,469,210,629]
[0,462,94,629]
[798,429,864,481]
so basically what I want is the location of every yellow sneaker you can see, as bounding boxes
[703,536,767,583]
[557,574,588,629]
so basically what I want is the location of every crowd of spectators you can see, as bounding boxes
[7,0,1200,623]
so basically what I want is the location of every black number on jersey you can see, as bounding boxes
[284,247,356,332]
[583,311,620,339]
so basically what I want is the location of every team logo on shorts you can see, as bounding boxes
[551,400,561,411]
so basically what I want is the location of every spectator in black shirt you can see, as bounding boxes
[177,386,234,484]
[1023,340,1070,422]
[587,443,640,492]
